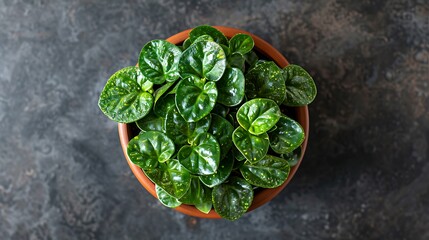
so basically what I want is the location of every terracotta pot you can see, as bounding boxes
[118,26,309,219]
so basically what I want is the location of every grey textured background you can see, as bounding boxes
[0,0,428,239]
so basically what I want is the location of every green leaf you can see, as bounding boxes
[228,53,245,72]
[154,94,175,118]
[165,107,211,145]
[236,98,281,135]
[212,176,253,221]
[127,131,175,169]
[282,64,317,106]
[175,77,218,122]
[209,114,234,160]
[179,177,212,214]
[199,152,234,188]
[98,66,153,123]
[144,159,191,199]
[245,61,286,105]
[216,67,245,107]
[138,40,182,84]
[281,146,301,167]
[232,145,246,161]
[135,112,164,132]
[156,185,181,208]
[153,82,174,103]
[179,41,226,82]
[233,126,269,163]
[178,133,220,175]
[229,33,254,55]
[189,25,228,45]
[193,34,214,44]
[240,155,290,188]
[269,115,305,154]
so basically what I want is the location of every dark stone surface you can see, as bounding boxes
[0,0,428,239]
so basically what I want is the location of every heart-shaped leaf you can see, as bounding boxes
[240,155,290,188]
[216,67,245,107]
[127,131,175,169]
[178,133,220,175]
[199,152,234,188]
[189,25,228,45]
[164,107,211,145]
[232,126,269,163]
[98,66,153,123]
[156,185,181,208]
[212,176,253,221]
[209,114,234,159]
[176,77,218,122]
[245,61,286,105]
[282,64,317,106]
[269,115,305,154]
[179,177,212,214]
[236,98,281,135]
[144,159,191,199]
[135,112,164,132]
[229,33,254,55]
[179,41,226,82]
[138,40,182,84]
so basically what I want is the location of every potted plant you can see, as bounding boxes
[99,25,316,221]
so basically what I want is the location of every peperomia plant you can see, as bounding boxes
[98,25,316,221]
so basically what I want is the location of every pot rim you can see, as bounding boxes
[118,26,309,219]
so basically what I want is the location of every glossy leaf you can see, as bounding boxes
[179,177,212,214]
[232,126,269,163]
[229,33,254,55]
[212,176,253,221]
[156,185,181,208]
[216,67,245,107]
[282,64,317,106]
[144,159,191,199]
[176,77,218,122]
[98,66,153,123]
[240,155,290,188]
[135,112,164,132]
[138,40,182,84]
[153,82,174,103]
[245,61,286,105]
[200,152,234,188]
[269,115,305,154]
[209,114,234,159]
[165,107,211,145]
[178,133,220,175]
[236,98,281,135]
[154,94,175,118]
[127,131,175,169]
[179,41,226,82]
[193,34,214,44]
[189,25,228,45]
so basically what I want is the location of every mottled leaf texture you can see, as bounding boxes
[282,64,317,106]
[189,25,229,45]
[212,176,253,221]
[216,67,245,107]
[240,155,290,188]
[236,98,281,135]
[232,126,269,163]
[156,185,181,208]
[138,40,182,84]
[269,115,305,154]
[98,66,153,123]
